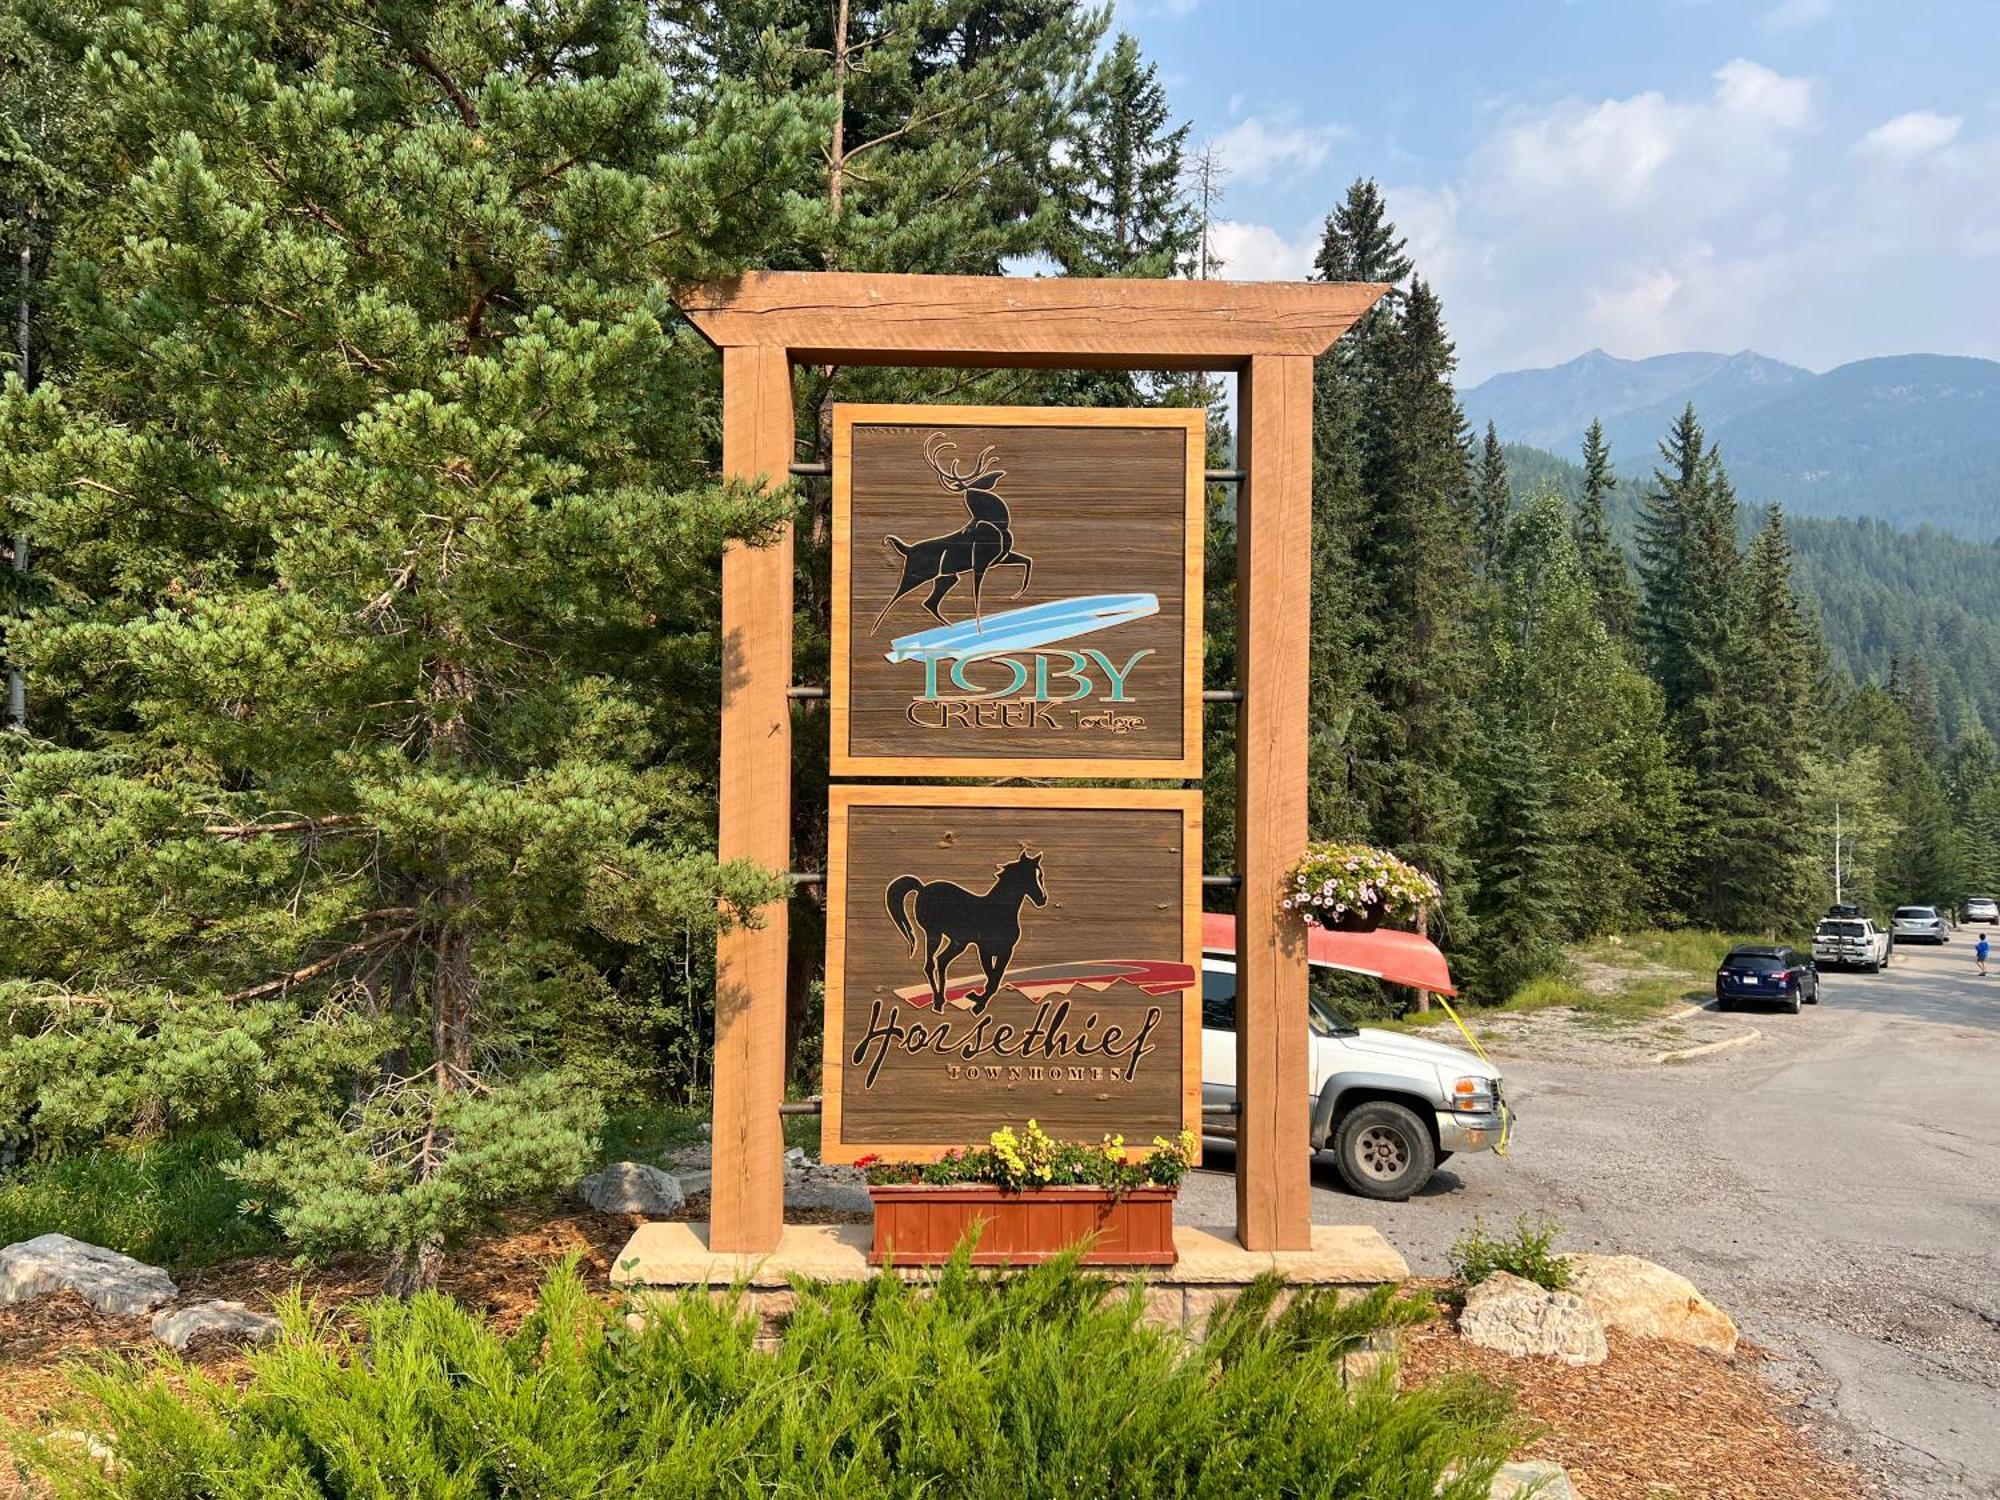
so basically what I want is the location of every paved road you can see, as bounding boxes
[1177,940,2000,1499]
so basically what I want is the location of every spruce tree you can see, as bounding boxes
[1573,418,1638,639]
[0,0,813,1289]
[1476,422,1510,572]
[1057,32,1196,278]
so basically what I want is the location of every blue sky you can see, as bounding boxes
[1114,0,2000,384]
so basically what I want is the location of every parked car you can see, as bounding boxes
[1715,945,1819,1013]
[1965,895,1999,925]
[1891,906,1950,944]
[1813,915,1893,972]
[1198,953,1509,1202]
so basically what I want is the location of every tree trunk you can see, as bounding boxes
[828,0,849,226]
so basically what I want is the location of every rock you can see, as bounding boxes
[785,1182,872,1213]
[0,1235,178,1316]
[1566,1253,1737,1356]
[1458,1272,1608,1366]
[152,1300,281,1352]
[1490,1460,1580,1499]
[784,1147,810,1168]
[579,1163,685,1216]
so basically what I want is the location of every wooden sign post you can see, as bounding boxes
[685,272,1386,1254]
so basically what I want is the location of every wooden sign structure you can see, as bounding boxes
[685,272,1388,1256]
[832,406,1204,778]
[821,786,1201,1163]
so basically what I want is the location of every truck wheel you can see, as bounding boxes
[1333,1101,1435,1202]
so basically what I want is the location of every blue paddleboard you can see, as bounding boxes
[884,592,1160,663]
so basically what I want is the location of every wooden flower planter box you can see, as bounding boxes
[867,1184,1179,1267]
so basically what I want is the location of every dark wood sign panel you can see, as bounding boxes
[822,786,1202,1163]
[831,405,1203,778]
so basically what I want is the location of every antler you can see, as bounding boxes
[924,434,1004,491]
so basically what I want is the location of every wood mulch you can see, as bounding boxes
[1398,1281,1874,1500]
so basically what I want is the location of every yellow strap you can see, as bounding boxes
[1431,993,1511,1157]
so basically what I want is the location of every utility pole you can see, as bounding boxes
[10,236,29,733]
[1833,800,1843,905]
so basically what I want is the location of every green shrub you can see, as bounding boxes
[1449,1214,1573,1292]
[24,1256,1519,1497]
[0,1133,280,1268]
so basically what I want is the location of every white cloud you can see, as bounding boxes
[1210,111,1349,184]
[1472,60,1811,221]
[1855,110,1963,162]
[1761,0,1832,32]
[1206,220,1320,280]
[1713,58,1814,130]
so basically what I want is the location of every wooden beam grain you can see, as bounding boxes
[682,272,1387,370]
[709,344,796,1253]
[1233,354,1314,1252]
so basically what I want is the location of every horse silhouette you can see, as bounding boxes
[871,436,1034,633]
[885,849,1048,1014]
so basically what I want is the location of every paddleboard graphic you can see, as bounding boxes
[885,592,1158,663]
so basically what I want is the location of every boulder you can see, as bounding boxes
[579,1162,685,1216]
[1490,1460,1580,1499]
[0,1234,178,1316]
[1458,1272,1607,1366]
[1566,1253,1737,1356]
[152,1300,282,1352]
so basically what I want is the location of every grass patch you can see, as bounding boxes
[1579,929,1770,974]
[21,1256,1519,1497]
[0,1132,281,1269]
[594,1098,821,1170]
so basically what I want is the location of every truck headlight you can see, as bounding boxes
[1450,1076,1496,1113]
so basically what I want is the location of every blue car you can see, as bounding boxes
[1715,945,1820,1014]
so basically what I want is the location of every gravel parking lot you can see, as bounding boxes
[1178,940,2000,1500]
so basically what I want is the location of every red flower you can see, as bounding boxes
[854,1153,880,1168]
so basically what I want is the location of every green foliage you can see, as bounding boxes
[0,0,809,1287]
[1449,1214,1573,1292]
[24,1257,1517,1498]
[0,1132,279,1267]
[861,1121,1198,1190]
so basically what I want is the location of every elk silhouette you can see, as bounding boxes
[885,848,1048,1014]
[871,436,1034,633]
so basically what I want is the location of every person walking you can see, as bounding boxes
[1978,932,1991,977]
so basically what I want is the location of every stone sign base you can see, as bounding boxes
[612,1221,1408,1365]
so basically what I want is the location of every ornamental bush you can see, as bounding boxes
[23,1257,1520,1498]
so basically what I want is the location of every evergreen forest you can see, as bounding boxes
[3,0,1995,1285]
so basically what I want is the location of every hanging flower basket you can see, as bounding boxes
[858,1122,1196,1267]
[1284,842,1440,933]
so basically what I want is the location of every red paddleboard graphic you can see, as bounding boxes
[893,958,1196,1011]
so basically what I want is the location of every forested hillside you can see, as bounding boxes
[1467,351,2000,539]
[3,0,1995,1283]
[1504,443,2000,740]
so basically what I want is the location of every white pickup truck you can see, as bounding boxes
[1812,914,1893,972]
[1198,923,1510,1202]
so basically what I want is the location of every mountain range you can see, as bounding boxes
[1459,350,2000,541]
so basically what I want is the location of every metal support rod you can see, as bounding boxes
[789,871,826,886]
[1205,468,1245,483]
[1202,873,1242,890]
[788,461,831,478]
[1201,1102,1242,1116]
[778,1099,823,1117]
[1201,688,1244,703]
[786,684,829,699]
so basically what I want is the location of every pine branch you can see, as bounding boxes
[220,923,419,1005]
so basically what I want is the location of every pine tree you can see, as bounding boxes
[1476,423,1510,572]
[1057,33,1195,278]
[1573,418,1638,639]
[0,0,815,1290]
